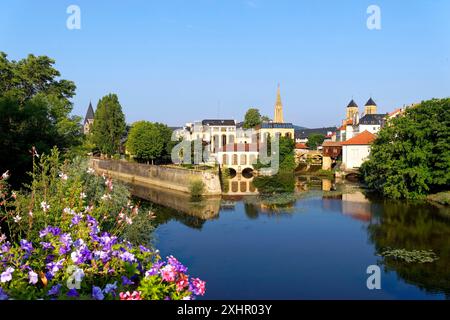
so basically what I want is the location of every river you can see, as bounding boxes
[131,175,450,300]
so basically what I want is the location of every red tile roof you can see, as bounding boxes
[322,141,342,147]
[295,143,308,149]
[341,130,376,145]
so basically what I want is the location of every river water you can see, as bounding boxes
[131,175,450,300]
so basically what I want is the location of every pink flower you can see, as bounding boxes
[176,274,189,292]
[190,277,206,296]
[119,291,142,300]
[160,264,176,282]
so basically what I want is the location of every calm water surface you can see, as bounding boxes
[132,177,450,300]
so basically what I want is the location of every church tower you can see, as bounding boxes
[83,101,95,134]
[364,97,377,115]
[346,99,359,122]
[274,84,284,123]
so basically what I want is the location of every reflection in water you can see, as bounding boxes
[132,176,450,298]
[367,201,450,297]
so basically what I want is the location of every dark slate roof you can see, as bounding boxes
[84,102,94,124]
[365,98,377,106]
[295,127,337,139]
[261,122,294,129]
[202,119,235,126]
[347,99,358,108]
[359,114,386,125]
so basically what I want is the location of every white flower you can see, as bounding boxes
[101,173,106,180]
[125,217,133,225]
[80,192,87,199]
[86,167,95,174]
[101,194,112,201]
[0,234,6,242]
[40,201,50,212]
[28,211,33,217]
[13,215,21,223]
[1,170,10,180]
[59,173,68,181]
[11,192,17,199]
[85,205,93,213]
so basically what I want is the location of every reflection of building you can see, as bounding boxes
[341,130,376,169]
[83,102,95,134]
[226,176,257,195]
[341,191,372,222]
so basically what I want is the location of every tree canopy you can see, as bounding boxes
[360,98,450,199]
[243,108,262,129]
[306,133,325,150]
[126,121,174,163]
[0,52,82,187]
[91,94,126,156]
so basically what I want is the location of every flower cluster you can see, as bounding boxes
[0,214,205,300]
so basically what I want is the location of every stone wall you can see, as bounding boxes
[90,158,222,195]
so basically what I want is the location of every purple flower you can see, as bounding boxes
[39,228,50,238]
[29,271,38,285]
[121,276,134,286]
[0,267,14,283]
[104,282,117,295]
[20,239,33,253]
[145,261,164,277]
[119,251,136,263]
[50,227,61,236]
[47,284,61,296]
[67,288,79,298]
[139,245,150,253]
[167,255,188,273]
[40,242,54,250]
[1,242,11,253]
[92,286,104,300]
[70,214,83,226]
[0,287,8,300]
[46,259,64,276]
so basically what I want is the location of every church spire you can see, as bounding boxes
[274,83,284,123]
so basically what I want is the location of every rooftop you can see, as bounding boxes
[359,114,386,125]
[260,122,294,129]
[341,130,376,145]
[202,119,236,126]
[322,141,342,147]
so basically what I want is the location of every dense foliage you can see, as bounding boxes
[361,98,450,199]
[0,151,206,300]
[306,133,325,150]
[91,94,126,157]
[126,121,175,164]
[0,52,82,187]
[243,108,262,129]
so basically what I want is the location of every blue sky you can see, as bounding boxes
[1,0,449,127]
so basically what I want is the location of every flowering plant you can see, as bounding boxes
[0,214,205,300]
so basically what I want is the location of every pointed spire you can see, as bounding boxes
[84,101,95,124]
[365,97,377,106]
[274,84,284,123]
[347,99,358,108]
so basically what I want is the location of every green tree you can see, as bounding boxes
[126,121,165,164]
[306,133,325,150]
[0,52,82,186]
[360,98,450,199]
[243,108,262,129]
[91,94,126,156]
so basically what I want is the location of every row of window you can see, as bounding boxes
[228,181,257,193]
[221,153,257,166]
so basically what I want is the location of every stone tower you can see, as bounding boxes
[346,99,359,122]
[274,84,284,123]
[364,97,377,115]
[83,101,95,134]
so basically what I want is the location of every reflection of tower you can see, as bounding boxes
[364,98,377,115]
[274,84,284,123]
[346,99,359,122]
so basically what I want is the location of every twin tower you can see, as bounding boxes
[346,98,377,121]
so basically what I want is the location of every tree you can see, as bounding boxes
[306,133,325,150]
[261,115,271,123]
[0,52,82,186]
[360,98,450,199]
[91,94,126,156]
[126,121,165,164]
[243,108,262,129]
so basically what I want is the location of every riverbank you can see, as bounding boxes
[427,191,450,206]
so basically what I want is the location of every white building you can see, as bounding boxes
[341,130,376,169]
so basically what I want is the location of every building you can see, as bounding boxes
[358,114,385,134]
[364,98,377,115]
[341,130,376,169]
[322,141,342,159]
[256,85,295,142]
[83,102,95,134]
[217,143,258,170]
[346,99,359,122]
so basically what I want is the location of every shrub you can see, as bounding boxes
[189,179,205,201]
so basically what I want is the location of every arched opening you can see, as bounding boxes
[240,181,247,192]
[285,132,292,138]
[242,167,254,179]
[222,154,228,166]
[228,168,237,179]
[221,134,227,147]
[231,181,239,193]
[240,154,247,165]
[232,154,238,166]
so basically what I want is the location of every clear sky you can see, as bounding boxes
[1,0,449,128]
